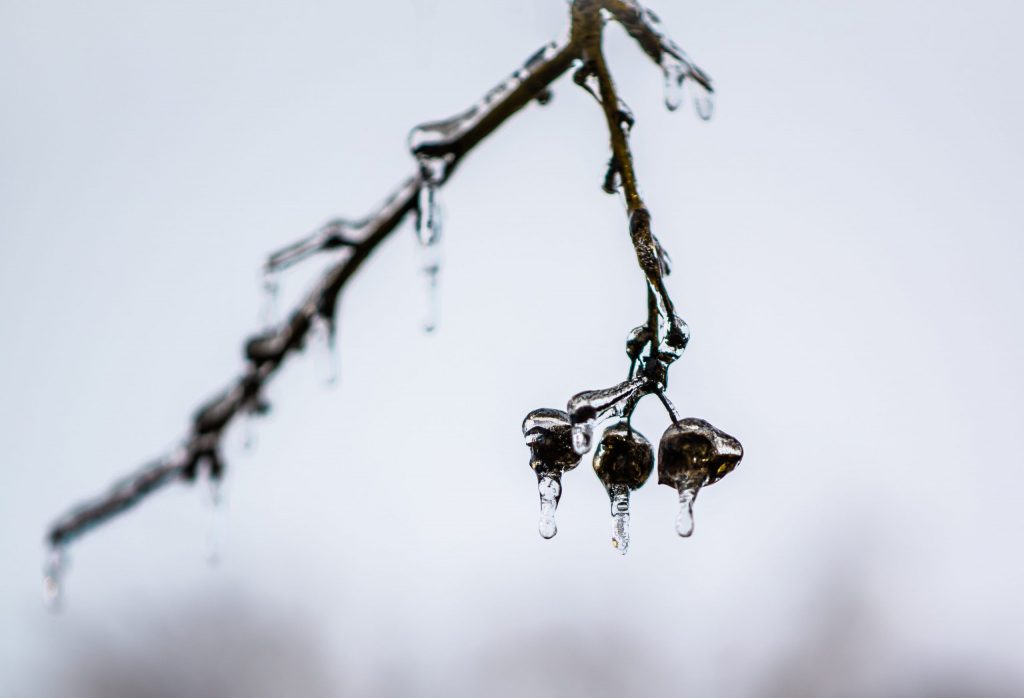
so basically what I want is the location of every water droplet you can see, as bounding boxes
[537,475,560,539]
[42,546,65,611]
[609,484,630,555]
[661,52,715,120]
[662,62,687,112]
[675,486,698,537]
[694,87,715,121]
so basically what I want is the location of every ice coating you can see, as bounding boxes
[408,39,568,159]
[265,219,359,273]
[566,377,649,455]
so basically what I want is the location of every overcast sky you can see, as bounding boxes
[2,1,1023,695]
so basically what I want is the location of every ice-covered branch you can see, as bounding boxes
[46,0,731,595]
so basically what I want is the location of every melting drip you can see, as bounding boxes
[42,546,65,611]
[537,475,560,539]
[675,486,698,537]
[609,484,631,555]
[662,57,715,121]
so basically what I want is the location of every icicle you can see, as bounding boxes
[662,61,688,113]
[537,475,560,539]
[662,56,715,120]
[415,175,442,248]
[415,158,445,334]
[675,486,698,537]
[309,313,339,386]
[205,476,225,566]
[260,270,280,326]
[609,484,630,555]
[694,89,715,121]
[42,545,66,611]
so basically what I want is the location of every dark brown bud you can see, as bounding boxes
[592,422,654,492]
[657,418,743,490]
[522,408,582,477]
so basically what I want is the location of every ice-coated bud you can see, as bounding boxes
[657,418,743,491]
[522,408,582,477]
[592,423,654,493]
[523,408,583,540]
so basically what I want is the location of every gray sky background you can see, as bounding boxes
[2,1,1023,696]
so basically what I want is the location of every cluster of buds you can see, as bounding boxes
[522,324,742,554]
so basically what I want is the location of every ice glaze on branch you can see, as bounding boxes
[45,0,714,560]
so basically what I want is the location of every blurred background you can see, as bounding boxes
[2,0,1023,696]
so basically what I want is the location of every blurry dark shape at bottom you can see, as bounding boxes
[26,587,1024,698]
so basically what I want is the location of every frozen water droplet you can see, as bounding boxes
[42,546,65,611]
[537,475,560,539]
[694,87,715,121]
[675,486,698,537]
[661,50,714,120]
[609,484,630,555]
[663,63,687,112]
[571,423,593,455]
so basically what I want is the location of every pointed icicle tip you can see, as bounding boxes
[537,475,560,539]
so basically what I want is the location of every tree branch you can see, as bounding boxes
[46,0,714,563]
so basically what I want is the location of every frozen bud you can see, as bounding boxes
[657,418,742,490]
[593,423,653,554]
[522,408,582,477]
[523,408,582,540]
[658,418,743,538]
[592,423,654,493]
